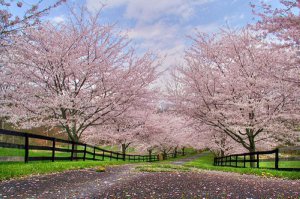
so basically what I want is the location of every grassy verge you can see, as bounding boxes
[0,160,132,181]
[136,163,191,172]
[135,150,199,172]
[0,152,195,181]
[184,152,300,180]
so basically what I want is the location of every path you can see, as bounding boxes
[172,151,210,165]
[0,154,299,198]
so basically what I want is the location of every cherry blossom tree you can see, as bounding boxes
[193,127,245,157]
[0,0,66,128]
[252,0,300,46]
[137,110,191,159]
[84,108,149,158]
[0,0,66,47]
[252,0,300,86]
[168,28,298,163]
[252,0,300,135]
[0,8,159,142]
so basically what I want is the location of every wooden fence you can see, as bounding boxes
[0,129,166,163]
[213,149,300,171]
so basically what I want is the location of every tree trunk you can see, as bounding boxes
[148,149,152,157]
[70,133,79,160]
[174,147,177,158]
[122,144,126,161]
[162,150,167,160]
[247,129,256,168]
[220,150,225,157]
[182,147,185,156]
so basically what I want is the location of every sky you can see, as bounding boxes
[8,0,280,84]
[83,0,256,70]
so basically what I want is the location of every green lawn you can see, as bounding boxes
[260,160,300,168]
[0,145,138,160]
[0,148,193,181]
[0,159,134,181]
[136,163,191,172]
[184,152,300,180]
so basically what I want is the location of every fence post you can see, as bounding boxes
[71,142,74,161]
[93,147,96,160]
[257,153,259,168]
[235,155,238,167]
[83,144,87,161]
[117,153,119,161]
[52,138,55,162]
[102,150,104,161]
[24,134,29,163]
[275,148,279,169]
[243,154,246,168]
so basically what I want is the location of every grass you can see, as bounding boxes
[0,159,132,181]
[260,160,300,168]
[1,149,298,181]
[136,163,191,172]
[184,152,300,180]
[134,149,199,172]
[0,149,197,181]
[0,144,139,158]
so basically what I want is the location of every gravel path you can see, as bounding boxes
[0,155,299,198]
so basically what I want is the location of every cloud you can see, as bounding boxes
[85,0,250,90]
[86,0,215,23]
[51,15,66,23]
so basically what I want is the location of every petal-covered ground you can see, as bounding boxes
[0,156,299,199]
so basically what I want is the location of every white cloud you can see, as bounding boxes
[86,0,215,22]
[85,0,222,89]
[51,15,66,23]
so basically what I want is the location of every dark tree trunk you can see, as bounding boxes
[70,133,79,160]
[220,150,225,157]
[148,149,152,157]
[247,129,256,168]
[182,147,185,156]
[122,144,126,161]
[174,147,177,158]
[162,150,167,160]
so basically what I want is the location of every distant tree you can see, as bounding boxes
[139,111,190,159]
[91,109,149,157]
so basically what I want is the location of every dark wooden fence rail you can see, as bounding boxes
[213,149,300,171]
[0,129,183,163]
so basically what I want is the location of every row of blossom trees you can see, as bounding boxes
[167,0,300,158]
[0,2,193,157]
[0,0,299,159]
